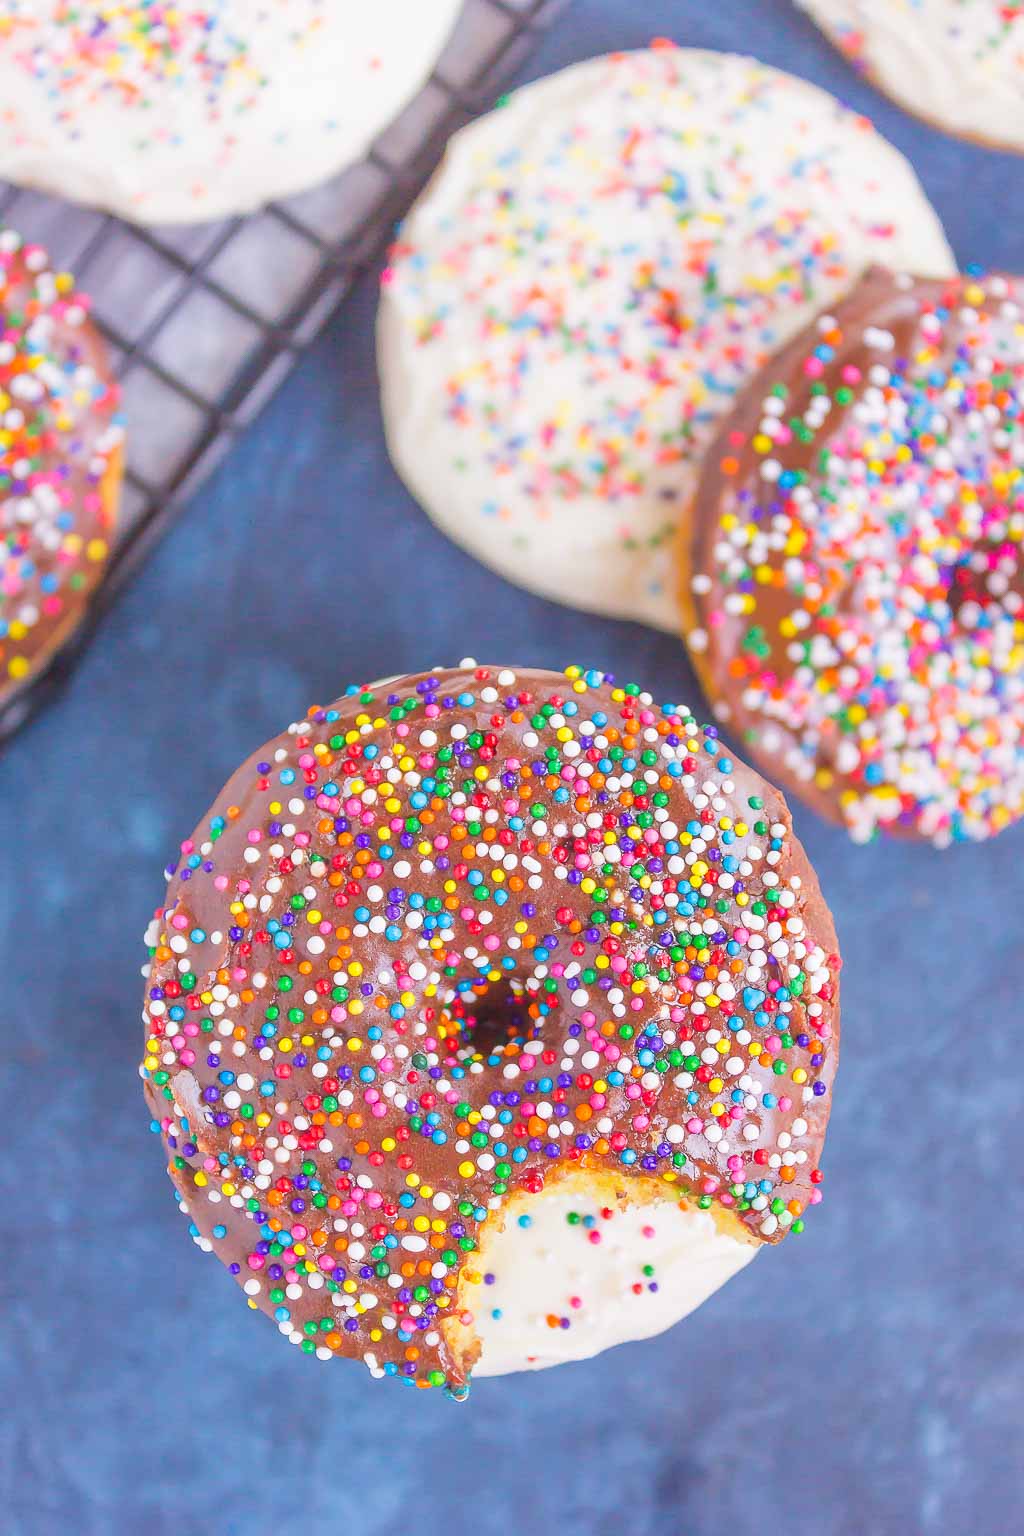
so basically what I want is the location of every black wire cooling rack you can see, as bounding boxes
[0,0,568,745]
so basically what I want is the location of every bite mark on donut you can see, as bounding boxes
[141,664,840,1392]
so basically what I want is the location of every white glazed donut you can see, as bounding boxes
[797,0,1024,153]
[377,44,955,631]
[0,1,462,224]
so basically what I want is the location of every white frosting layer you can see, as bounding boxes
[378,47,954,632]
[799,1,1024,152]
[0,1,461,223]
[469,1189,757,1378]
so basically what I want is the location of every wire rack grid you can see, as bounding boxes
[0,0,569,745]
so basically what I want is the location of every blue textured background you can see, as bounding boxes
[3,3,1023,1532]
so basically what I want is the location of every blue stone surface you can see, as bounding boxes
[2,3,1022,1531]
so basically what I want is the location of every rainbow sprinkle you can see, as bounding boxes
[5,2,257,105]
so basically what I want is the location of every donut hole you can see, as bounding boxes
[443,978,537,1063]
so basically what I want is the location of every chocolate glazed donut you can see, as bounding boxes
[684,267,1024,846]
[0,230,122,704]
[141,665,840,1393]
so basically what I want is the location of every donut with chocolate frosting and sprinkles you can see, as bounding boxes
[0,228,122,706]
[684,267,1024,846]
[140,664,840,1393]
[0,2,461,223]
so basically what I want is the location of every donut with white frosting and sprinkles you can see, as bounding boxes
[684,267,1024,846]
[378,44,954,632]
[0,1,462,223]
[797,1,1024,154]
[140,663,840,1393]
